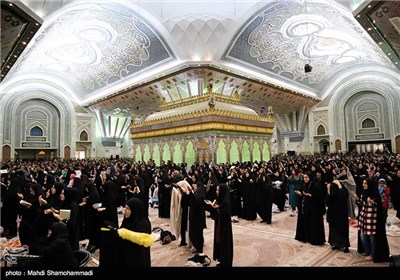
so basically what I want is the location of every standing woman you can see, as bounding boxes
[18,183,43,253]
[326,180,350,252]
[205,183,233,267]
[255,168,273,224]
[53,187,80,251]
[287,169,302,217]
[355,179,390,262]
[1,177,21,238]
[188,177,206,253]
[98,175,121,268]
[299,172,326,245]
[116,197,152,267]
[240,168,257,221]
[337,166,357,222]
[83,181,102,252]
[390,170,400,219]
[157,169,172,218]
[204,169,219,219]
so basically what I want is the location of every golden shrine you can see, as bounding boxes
[130,84,274,164]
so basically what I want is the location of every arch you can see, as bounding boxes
[323,65,400,102]
[262,140,270,161]
[18,103,59,153]
[143,145,151,163]
[252,141,261,162]
[332,91,390,150]
[75,145,87,159]
[217,139,227,164]
[335,139,342,152]
[162,143,171,162]
[185,141,195,166]
[396,135,400,153]
[230,140,239,164]
[316,124,326,135]
[328,75,400,152]
[0,87,75,159]
[25,120,47,138]
[79,131,88,141]
[64,146,71,160]
[318,139,330,154]
[135,145,142,162]
[357,113,379,130]
[357,101,378,112]
[2,88,74,143]
[361,118,375,128]
[27,110,47,119]
[242,140,251,162]
[30,126,44,136]
[173,142,182,164]
[2,145,11,162]
[152,144,161,166]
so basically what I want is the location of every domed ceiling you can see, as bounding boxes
[1,0,399,121]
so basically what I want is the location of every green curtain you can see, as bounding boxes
[216,139,227,164]
[185,141,195,166]
[242,141,250,162]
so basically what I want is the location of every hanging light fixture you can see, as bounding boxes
[303,0,312,73]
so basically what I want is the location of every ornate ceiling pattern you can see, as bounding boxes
[223,0,394,91]
[7,1,175,98]
[1,0,399,121]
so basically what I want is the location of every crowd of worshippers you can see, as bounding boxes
[1,151,399,266]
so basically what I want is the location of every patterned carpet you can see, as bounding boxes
[88,207,400,268]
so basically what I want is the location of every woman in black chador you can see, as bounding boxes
[157,169,172,218]
[30,222,79,268]
[83,181,102,251]
[1,176,21,238]
[255,167,273,224]
[326,180,350,252]
[297,172,326,245]
[98,177,119,268]
[206,183,234,267]
[116,197,152,267]
[188,177,206,253]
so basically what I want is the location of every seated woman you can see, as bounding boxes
[30,222,79,268]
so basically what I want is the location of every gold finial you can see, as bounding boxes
[208,97,215,111]
[232,89,240,101]
[208,83,216,111]
[266,106,274,122]
[207,83,213,96]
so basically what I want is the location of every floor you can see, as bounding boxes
[88,206,400,268]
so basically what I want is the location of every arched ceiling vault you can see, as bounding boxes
[1,0,399,122]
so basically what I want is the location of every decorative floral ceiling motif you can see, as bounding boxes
[8,1,175,99]
[1,0,398,120]
[223,0,393,91]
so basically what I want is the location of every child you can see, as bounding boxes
[378,178,390,225]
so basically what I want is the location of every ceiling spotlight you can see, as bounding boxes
[304,64,312,73]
